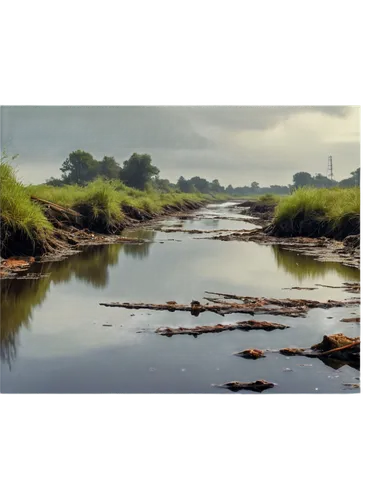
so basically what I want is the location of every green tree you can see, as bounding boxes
[312,173,336,188]
[177,176,197,193]
[350,168,360,186]
[120,153,160,190]
[190,176,210,193]
[60,150,99,185]
[210,179,224,193]
[251,181,259,191]
[153,177,172,192]
[293,172,313,188]
[98,156,121,180]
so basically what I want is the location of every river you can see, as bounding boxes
[0,202,360,393]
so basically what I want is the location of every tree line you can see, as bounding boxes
[45,149,360,194]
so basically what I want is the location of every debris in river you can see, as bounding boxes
[234,348,266,359]
[340,317,360,323]
[156,320,288,337]
[216,380,275,393]
[206,230,360,269]
[282,286,318,290]
[5,272,51,280]
[237,334,360,369]
[315,282,360,294]
[342,383,360,390]
[99,293,359,318]
[279,347,306,356]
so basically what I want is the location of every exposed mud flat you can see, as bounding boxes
[206,228,360,269]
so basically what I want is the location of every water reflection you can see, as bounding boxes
[199,218,220,228]
[1,243,133,366]
[1,278,50,368]
[272,246,360,282]
[122,229,155,260]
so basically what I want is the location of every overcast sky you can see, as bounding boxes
[0,106,360,186]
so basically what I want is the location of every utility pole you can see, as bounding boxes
[327,156,333,181]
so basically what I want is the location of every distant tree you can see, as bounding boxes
[120,153,160,190]
[251,181,259,191]
[98,156,121,180]
[293,172,313,188]
[60,150,99,185]
[312,173,336,188]
[351,168,360,186]
[153,177,172,192]
[210,179,224,193]
[338,168,360,188]
[177,176,195,193]
[190,176,210,193]
[225,184,234,194]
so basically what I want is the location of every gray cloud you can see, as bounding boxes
[1,105,359,185]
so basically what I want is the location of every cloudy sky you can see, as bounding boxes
[1,106,360,186]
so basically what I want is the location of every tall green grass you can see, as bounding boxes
[27,178,209,220]
[273,187,360,237]
[0,161,53,248]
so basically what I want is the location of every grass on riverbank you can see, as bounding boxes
[26,179,212,230]
[1,163,217,256]
[0,162,53,256]
[271,187,360,238]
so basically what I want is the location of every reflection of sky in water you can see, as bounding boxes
[1,203,360,393]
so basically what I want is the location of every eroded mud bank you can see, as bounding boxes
[0,200,207,278]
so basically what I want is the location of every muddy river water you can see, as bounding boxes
[0,202,360,393]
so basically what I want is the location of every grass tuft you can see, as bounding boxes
[273,187,360,238]
[0,161,53,254]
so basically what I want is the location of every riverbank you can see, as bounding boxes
[237,188,360,240]
[0,163,216,275]
[1,200,360,393]
[226,188,360,268]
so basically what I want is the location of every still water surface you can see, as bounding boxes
[0,203,360,393]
